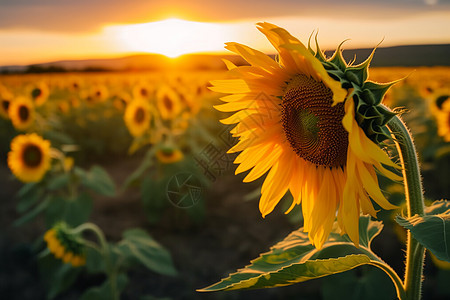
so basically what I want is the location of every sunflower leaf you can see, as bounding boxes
[396,200,450,262]
[80,165,116,196]
[199,216,387,292]
[122,147,156,190]
[115,228,177,276]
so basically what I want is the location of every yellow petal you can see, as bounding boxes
[243,144,283,182]
[357,160,397,210]
[210,79,251,94]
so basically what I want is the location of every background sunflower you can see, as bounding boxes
[8,96,35,131]
[124,98,152,137]
[7,133,51,182]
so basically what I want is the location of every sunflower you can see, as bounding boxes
[436,100,450,142]
[113,92,131,111]
[124,98,152,137]
[44,223,86,267]
[30,82,49,106]
[57,101,70,114]
[0,88,13,119]
[156,85,182,120]
[7,133,51,182]
[91,85,109,102]
[156,146,184,164]
[211,23,401,248]
[8,96,35,131]
[133,83,153,100]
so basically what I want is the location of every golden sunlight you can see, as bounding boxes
[107,18,232,58]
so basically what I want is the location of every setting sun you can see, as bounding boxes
[108,18,232,58]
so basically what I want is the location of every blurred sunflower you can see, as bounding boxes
[124,99,152,137]
[7,133,51,182]
[432,87,450,111]
[91,85,109,102]
[0,88,13,119]
[83,85,108,106]
[156,85,182,120]
[211,23,401,248]
[156,146,184,164]
[30,82,49,106]
[57,101,70,114]
[177,86,200,115]
[113,92,131,111]
[133,83,153,100]
[436,100,450,142]
[44,223,86,267]
[8,96,35,131]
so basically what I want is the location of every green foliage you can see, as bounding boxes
[76,165,116,197]
[14,164,115,227]
[116,228,177,276]
[80,273,128,300]
[321,265,396,300]
[38,253,82,300]
[126,149,207,225]
[122,147,156,189]
[199,216,392,292]
[396,199,450,262]
[44,193,93,227]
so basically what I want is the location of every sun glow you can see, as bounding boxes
[108,18,232,58]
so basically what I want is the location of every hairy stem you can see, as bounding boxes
[388,116,425,300]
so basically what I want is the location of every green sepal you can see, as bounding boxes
[363,81,398,104]
[315,40,401,144]
[312,32,328,62]
[343,48,375,86]
[199,216,394,292]
[328,40,349,71]
[396,200,450,262]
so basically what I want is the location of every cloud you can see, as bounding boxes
[0,0,449,33]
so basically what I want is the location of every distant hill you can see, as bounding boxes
[325,44,450,67]
[1,44,449,73]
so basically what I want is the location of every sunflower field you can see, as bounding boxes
[1,40,450,299]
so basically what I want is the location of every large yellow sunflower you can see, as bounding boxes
[124,98,152,137]
[211,23,401,248]
[8,96,35,131]
[8,133,51,182]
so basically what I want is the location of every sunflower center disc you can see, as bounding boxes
[163,96,173,112]
[2,99,10,111]
[23,144,42,168]
[32,88,42,99]
[18,105,30,121]
[282,74,348,168]
[134,107,145,124]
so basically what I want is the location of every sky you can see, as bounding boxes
[0,0,449,65]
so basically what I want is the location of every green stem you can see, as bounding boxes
[74,223,119,300]
[388,116,425,300]
[368,261,407,300]
[357,246,406,299]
